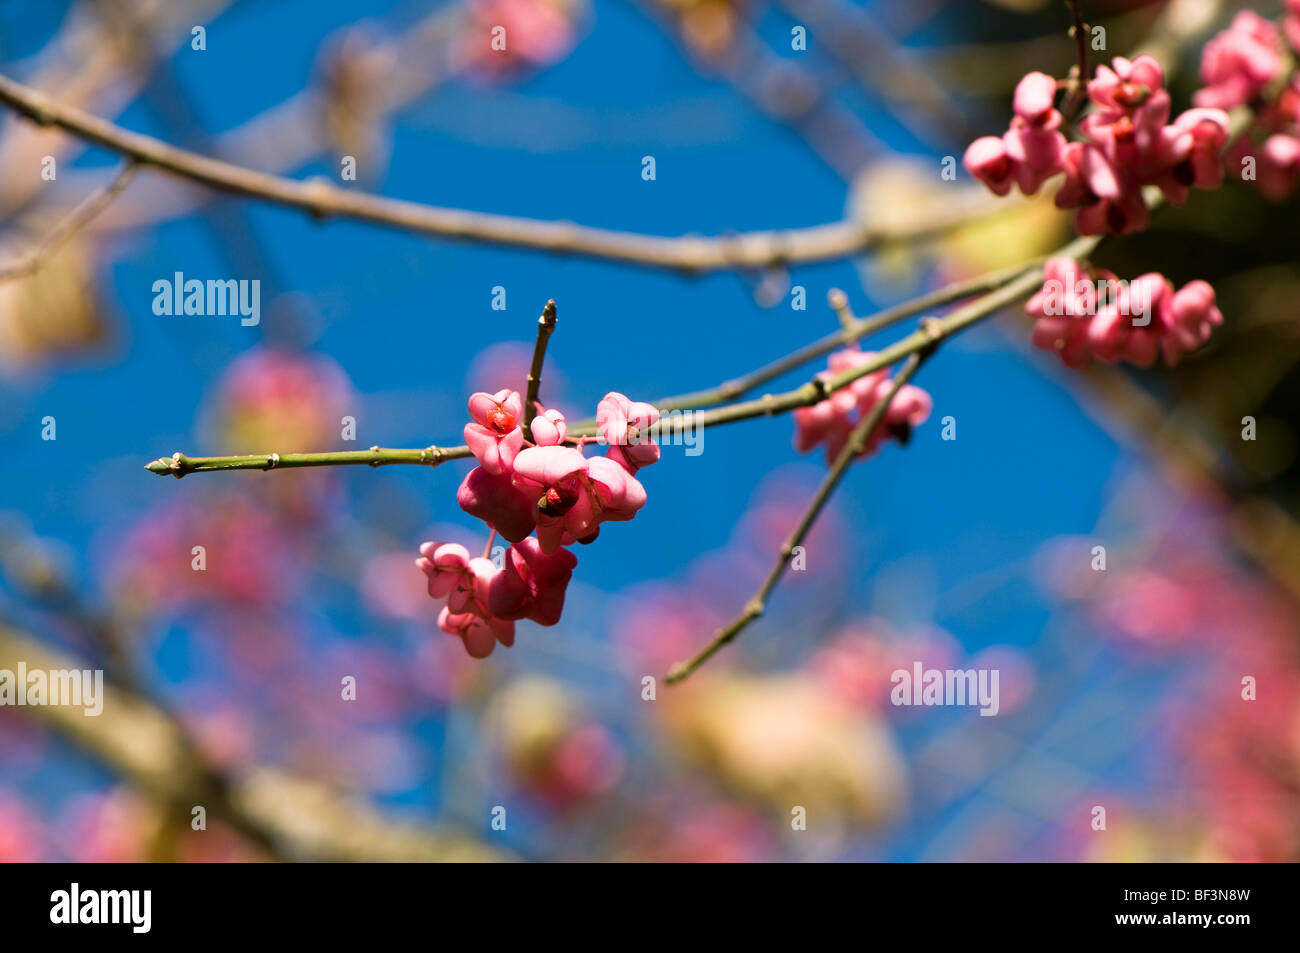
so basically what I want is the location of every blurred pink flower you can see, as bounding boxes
[1194,11,1283,110]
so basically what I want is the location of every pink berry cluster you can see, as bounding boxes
[418,389,659,657]
[1027,257,1223,369]
[1202,8,1300,200]
[793,347,933,464]
[964,55,1231,235]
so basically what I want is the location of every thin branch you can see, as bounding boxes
[649,236,1096,441]
[828,287,857,333]
[145,445,467,478]
[0,160,137,281]
[667,349,931,683]
[774,0,989,148]
[653,258,1045,414]
[1060,1,1092,123]
[144,241,1095,479]
[660,232,1103,682]
[0,72,995,274]
[523,299,558,429]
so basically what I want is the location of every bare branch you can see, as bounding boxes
[0,72,994,274]
[0,160,137,281]
[524,299,558,429]
[667,349,931,683]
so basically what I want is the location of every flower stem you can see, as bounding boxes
[1061,1,1092,124]
[523,299,557,430]
[144,445,463,478]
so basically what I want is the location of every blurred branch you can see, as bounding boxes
[637,1,878,181]
[1060,1,1092,123]
[1066,362,1300,603]
[0,622,506,861]
[0,0,233,218]
[0,72,995,273]
[775,0,986,147]
[0,160,137,281]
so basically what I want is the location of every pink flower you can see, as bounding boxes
[1287,1,1300,53]
[876,379,933,449]
[530,407,568,446]
[1088,55,1166,118]
[1057,117,1150,233]
[463,389,525,475]
[1013,71,1059,124]
[793,348,931,463]
[417,542,517,657]
[416,543,497,614]
[438,606,515,658]
[416,542,473,601]
[793,348,889,457]
[1054,141,1121,209]
[967,54,1233,237]
[1001,72,1068,194]
[1256,133,1300,200]
[963,136,1016,196]
[511,445,647,554]
[1155,108,1231,202]
[457,466,537,542]
[1026,257,1099,368]
[1160,280,1224,365]
[1028,261,1223,369]
[487,537,578,625]
[1194,11,1283,110]
[597,391,661,473]
[464,0,578,79]
[1088,273,1170,367]
[1003,118,1068,195]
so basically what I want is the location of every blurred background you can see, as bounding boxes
[1,0,1298,862]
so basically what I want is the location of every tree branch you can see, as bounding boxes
[0,71,994,275]
[653,258,1045,414]
[0,160,137,281]
[667,349,931,683]
[144,238,1097,479]
[1060,1,1092,123]
[145,445,467,478]
[523,299,558,429]
[0,622,505,861]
